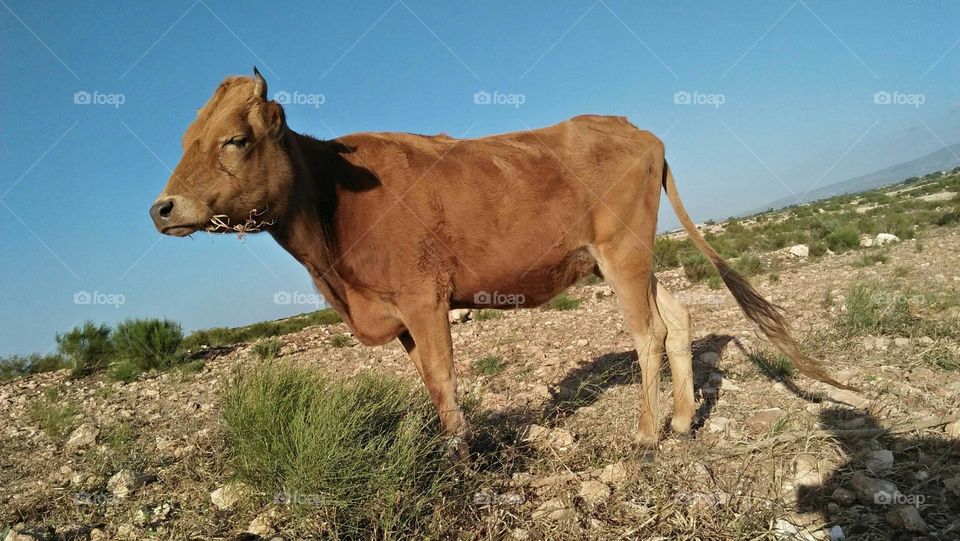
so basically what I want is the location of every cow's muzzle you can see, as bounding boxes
[150,195,205,237]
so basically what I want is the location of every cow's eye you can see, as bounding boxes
[222,136,247,150]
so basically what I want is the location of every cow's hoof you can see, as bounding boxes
[670,417,694,436]
[446,433,470,463]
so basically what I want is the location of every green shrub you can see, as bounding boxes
[107,358,142,383]
[181,308,342,350]
[56,322,113,378]
[808,241,828,257]
[112,318,183,371]
[842,282,917,336]
[222,361,453,538]
[328,334,353,348]
[681,253,716,282]
[546,293,581,311]
[653,237,691,271]
[824,225,860,253]
[0,353,66,380]
[472,355,504,376]
[732,254,764,277]
[707,275,722,290]
[252,338,282,360]
[936,211,959,226]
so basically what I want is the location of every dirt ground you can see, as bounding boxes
[2,228,959,540]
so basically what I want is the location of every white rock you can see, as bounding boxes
[829,525,845,541]
[598,461,627,485]
[893,337,910,348]
[707,416,731,433]
[578,480,611,503]
[448,309,471,324]
[945,421,960,437]
[793,454,822,486]
[107,470,144,499]
[531,499,572,521]
[65,423,99,451]
[851,473,898,505]
[875,233,900,245]
[789,244,809,258]
[210,482,250,511]
[247,509,282,537]
[859,236,874,247]
[867,450,894,474]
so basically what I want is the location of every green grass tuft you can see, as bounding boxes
[27,388,80,440]
[473,309,504,321]
[221,360,454,538]
[252,338,282,360]
[471,355,504,376]
[749,351,797,381]
[546,293,581,311]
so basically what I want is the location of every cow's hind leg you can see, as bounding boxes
[592,239,664,448]
[653,275,695,436]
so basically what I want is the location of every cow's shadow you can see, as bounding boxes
[540,333,737,431]
[467,333,738,473]
[796,407,960,539]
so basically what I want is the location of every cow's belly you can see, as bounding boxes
[340,287,405,346]
[451,246,596,309]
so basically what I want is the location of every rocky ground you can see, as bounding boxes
[2,228,960,540]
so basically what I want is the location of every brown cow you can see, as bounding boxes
[151,69,847,456]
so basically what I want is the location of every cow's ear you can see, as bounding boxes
[261,100,286,139]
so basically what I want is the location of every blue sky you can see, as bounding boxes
[2,0,959,355]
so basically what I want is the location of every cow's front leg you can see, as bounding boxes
[397,298,467,459]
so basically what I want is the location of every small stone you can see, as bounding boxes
[520,424,549,443]
[65,423,99,451]
[793,454,822,486]
[885,505,927,533]
[578,480,611,504]
[893,337,910,348]
[107,470,144,499]
[789,244,809,258]
[829,525,845,541]
[945,421,960,437]
[531,499,572,521]
[2,525,52,541]
[88,529,107,541]
[598,461,627,485]
[510,528,530,540]
[850,473,898,505]
[210,482,250,511]
[448,309,471,324]
[115,525,137,541]
[547,428,575,449]
[745,409,783,432]
[866,450,894,474]
[944,476,960,495]
[830,487,855,505]
[152,502,173,522]
[707,416,731,433]
[575,339,588,347]
[248,508,282,537]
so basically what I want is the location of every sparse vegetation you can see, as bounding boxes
[472,355,504,376]
[252,338,282,360]
[180,308,341,351]
[852,251,889,268]
[0,353,65,380]
[546,292,581,311]
[750,350,797,381]
[222,360,453,538]
[328,334,353,348]
[27,387,79,440]
[473,309,504,321]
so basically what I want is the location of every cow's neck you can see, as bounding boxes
[270,131,351,322]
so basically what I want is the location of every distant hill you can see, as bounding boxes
[754,143,960,213]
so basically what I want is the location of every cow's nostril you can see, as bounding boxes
[150,198,175,224]
[158,200,174,218]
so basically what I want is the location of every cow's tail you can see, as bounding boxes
[661,162,857,391]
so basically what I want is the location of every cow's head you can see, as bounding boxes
[150,68,292,237]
